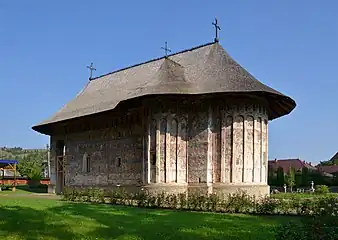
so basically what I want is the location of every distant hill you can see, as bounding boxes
[0,147,48,178]
[318,152,338,166]
[0,147,46,161]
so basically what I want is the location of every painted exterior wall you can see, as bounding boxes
[48,97,269,196]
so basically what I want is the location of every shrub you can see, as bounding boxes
[166,194,178,209]
[134,191,147,207]
[207,193,219,212]
[178,193,188,210]
[255,197,279,215]
[313,195,338,216]
[81,188,91,202]
[62,187,79,201]
[61,187,338,217]
[315,185,330,194]
[298,199,317,216]
[223,191,255,213]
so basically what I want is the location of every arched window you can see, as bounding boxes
[82,153,91,173]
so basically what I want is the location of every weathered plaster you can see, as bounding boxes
[49,97,269,196]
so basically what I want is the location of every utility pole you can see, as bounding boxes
[47,144,50,178]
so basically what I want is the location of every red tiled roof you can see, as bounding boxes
[268,158,316,173]
[317,165,338,174]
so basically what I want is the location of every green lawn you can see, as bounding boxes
[0,196,301,240]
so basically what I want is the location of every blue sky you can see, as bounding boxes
[0,1,337,164]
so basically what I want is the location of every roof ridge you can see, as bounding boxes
[269,158,308,163]
[163,57,184,68]
[90,41,216,81]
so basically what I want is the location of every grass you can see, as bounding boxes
[0,196,302,240]
[271,192,338,199]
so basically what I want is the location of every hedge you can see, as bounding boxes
[62,187,338,217]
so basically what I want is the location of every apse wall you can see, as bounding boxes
[216,103,268,185]
[146,100,269,186]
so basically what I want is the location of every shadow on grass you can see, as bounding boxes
[0,185,47,194]
[16,184,47,193]
[0,200,299,240]
[0,205,81,240]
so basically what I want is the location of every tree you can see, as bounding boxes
[333,173,338,185]
[276,167,285,186]
[309,170,330,186]
[286,166,295,192]
[295,170,302,187]
[268,165,278,186]
[17,151,45,180]
[301,167,310,186]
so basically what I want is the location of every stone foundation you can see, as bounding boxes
[143,183,269,198]
[48,184,56,194]
[212,183,270,197]
[63,183,269,198]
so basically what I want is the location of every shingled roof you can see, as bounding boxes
[318,165,338,174]
[268,159,316,173]
[32,42,296,135]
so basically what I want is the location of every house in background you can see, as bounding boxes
[268,158,316,174]
[317,166,338,177]
[315,152,338,177]
[0,160,18,178]
[268,158,318,187]
[268,158,338,187]
[327,152,338,164]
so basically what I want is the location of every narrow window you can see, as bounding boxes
[86,154,91,172]
[151,153,156,165]
[82,153,91,173]
[117,157,121,167]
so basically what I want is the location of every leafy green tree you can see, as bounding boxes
[333,173,338,185]
[17,151,45,180]
[309,170,331,186]
[301,167,309,186]
[268,165,278,186]
[286,166,295,192]
[276,167,285,186]
[295,170,302,187]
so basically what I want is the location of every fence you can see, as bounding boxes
[0,177,50,185]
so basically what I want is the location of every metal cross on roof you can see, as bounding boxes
[161,41,171,57]
[212,18,221,42]
[87,62,96,80]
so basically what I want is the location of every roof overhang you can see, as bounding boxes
[32,91,296,136]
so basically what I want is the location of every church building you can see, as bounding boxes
[32,39,296,196]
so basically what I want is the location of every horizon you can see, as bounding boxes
[1,1,338,164]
